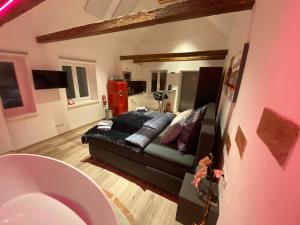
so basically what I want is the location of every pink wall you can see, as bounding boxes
[218,0,300,225]
[0,99,13,154]
[0,54,37,119]
[0,0,127,150]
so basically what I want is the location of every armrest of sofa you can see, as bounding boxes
[194,123,216,170]
[193,103,216,172]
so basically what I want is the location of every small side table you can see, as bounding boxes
[176,173,219,225]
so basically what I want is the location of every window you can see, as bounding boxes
[0,55,36,119]
[123,72,131,81]
[151,71,167,92]
[62,63,90,100]
[151,72,158,92]
[0,62,23,109]
[159,72,167,91]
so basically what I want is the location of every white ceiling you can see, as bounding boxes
[85,0,112,19]
[3,0,237,51]
[85,0,237,46]
[114,0,141,17]
[85,0,142,19]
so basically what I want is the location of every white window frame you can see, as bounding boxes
[62,62,91,101]
[150,70,168,93]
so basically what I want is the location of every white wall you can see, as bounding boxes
[0,0,234,150]
[129,17,233,111]
[136,17,232,54]
[218,1,300,225]
[0,0,133,150]
[0,100,13,154]
[218,11,252,135]
[0,0,236,151]
[140,61,225,111]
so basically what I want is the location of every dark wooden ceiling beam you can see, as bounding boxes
[0,0,45,26]
[120,50,228,63]
[133,55,226,63]
[158,0,181,4]
[36,0,255,43]
[121,50,228,60]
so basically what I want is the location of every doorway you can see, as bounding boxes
[178,67,223,112]
[178,71,199,111]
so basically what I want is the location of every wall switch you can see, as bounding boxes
[55,123,65,128]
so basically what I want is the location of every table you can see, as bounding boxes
[176,173,219,225]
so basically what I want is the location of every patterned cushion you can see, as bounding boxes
[125,127,157,148]
[170,109,193,126]
[143,113,174,132]
[160,109,192,144]
[160,123,182,144]
[177,105,207,153]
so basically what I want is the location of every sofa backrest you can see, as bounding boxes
[194,102,216,171]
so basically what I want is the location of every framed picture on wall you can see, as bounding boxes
[223,43,249,103]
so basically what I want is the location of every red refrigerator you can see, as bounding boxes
[107,80,128,117]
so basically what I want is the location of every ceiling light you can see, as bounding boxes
[0,0,15,13]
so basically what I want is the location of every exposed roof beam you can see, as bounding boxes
[120,50,228,63]
[158,0,182,4]
[0,0,45,26]
[36,0,255,43]
[133,56,226,63]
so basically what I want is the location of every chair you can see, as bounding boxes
[153,91,168,112]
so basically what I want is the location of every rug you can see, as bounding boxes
[81,155,178,202]
[103,190,138,225]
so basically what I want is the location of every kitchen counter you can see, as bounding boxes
[128,92,146,96]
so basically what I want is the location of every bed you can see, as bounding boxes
[82,103,216,195]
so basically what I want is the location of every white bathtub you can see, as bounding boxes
[0,154,119,225]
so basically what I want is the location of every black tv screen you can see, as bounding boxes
[32,70,68,90]
[128,81,146,95]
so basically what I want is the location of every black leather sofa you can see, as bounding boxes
[88,103,216,195]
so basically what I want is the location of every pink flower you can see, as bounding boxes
[195,166,207,178]
[213,169,224,179]
[198,156,212,167]
[192,155,217,191]
[191,175,201,191]
[192,165,209,190]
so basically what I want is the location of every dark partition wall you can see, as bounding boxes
[194,67,223,110]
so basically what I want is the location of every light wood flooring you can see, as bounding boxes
[17,123,182,225]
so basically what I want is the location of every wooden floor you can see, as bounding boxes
[17,123,182,225]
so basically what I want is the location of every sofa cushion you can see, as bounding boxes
[89,136,194,178]
[160,123,182,144]
[170,109,193,126]
[143,112,175,132]
[160,109,193,144]
[144,142,195,168]
[125,126,157,148]
[149,125,168,142]
[177,105,207,153]
[161,109,193,144]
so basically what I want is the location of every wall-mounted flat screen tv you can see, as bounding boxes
[32,70,68,90]
[128,81,146,95]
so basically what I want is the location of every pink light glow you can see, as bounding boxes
[0,0,15,12]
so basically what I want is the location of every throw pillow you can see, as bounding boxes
[177,105,208,153]
[160,109,192,144]
[170,109,193,126]
[160,123,182,144]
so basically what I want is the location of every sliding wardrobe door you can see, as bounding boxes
[194,67,223,109]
